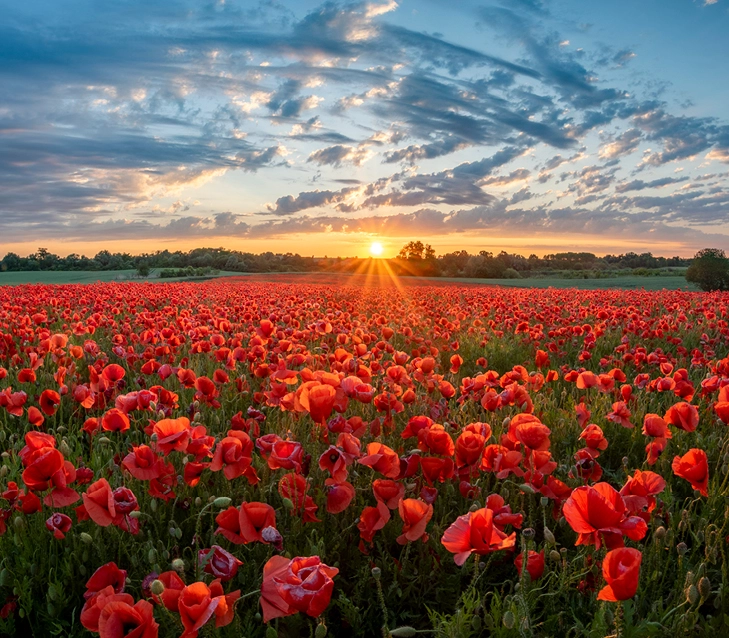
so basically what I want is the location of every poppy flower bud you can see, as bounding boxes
[282,497,294,510]
[59,440,71,457]
[129,511,142,519]
[677,542,688,556]
[80,532,93,544]
[195,497,202,507]
[522,528,535,540]
[266,626,277,638]
[540,496,549,508]
[503,611,515,628]
[14,516,25,530]
[390,628,417,637]
[150,579,165,596]
[0,466,7,477]
[150,499,157,512]
[698,576,711,599]
[653,526,666,540]
[468,503,479,513]
[549,550,561,563]
[687,585,699,604]
[315,622,328,638]
[543,527,555,545]
[502,418,511,429]
[57,426,66,434]
[148,549,157,563]
[98,437,111,445]
[371,567,381,580]
[213,497,232,508]
[171,558,185,573]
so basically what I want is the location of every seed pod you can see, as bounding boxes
[540,496,550,508]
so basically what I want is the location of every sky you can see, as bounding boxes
[1,0,729,259]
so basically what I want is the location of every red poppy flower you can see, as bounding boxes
[597,547,642,601]
[441,507,516,565]
[372,479,405,509]
[39,389,61,416]
[86,562,127,599]
[46,512,72,539]
[80,587,134,633]
[273,556,338,618]
[152,417,191,455]
[97,598,158,638]
[101,408,130,433]
[508,414,551,451]
[210,431,258,483]
[267,440,304,472]
[238,501,277,544]
[672,448,709,496]
[397,498,433,545]
[122,445,163,481]
[177,582,221,638]
[358,501,391,543]
[515,550,545,581]
[619,470,666,518]
[325,479,355,513]
[563,482,647,549]
[198,545,243,582]
[579,424,608,457]
[664,401,699,432]
[606,401,633,429]
[83,478,116,527]
[357,443,401,478]
[153,571,185,612]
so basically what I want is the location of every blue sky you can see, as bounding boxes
[1,0,728,257]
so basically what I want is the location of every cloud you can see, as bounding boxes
[307,144,373,167]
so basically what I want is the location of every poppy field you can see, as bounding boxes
[1,277,728,637]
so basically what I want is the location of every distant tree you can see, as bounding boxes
[686,248,729,291]
[136,264,151,278]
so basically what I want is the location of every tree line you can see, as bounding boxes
[0,244,694,279]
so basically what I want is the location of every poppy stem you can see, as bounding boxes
[615,601,624,638]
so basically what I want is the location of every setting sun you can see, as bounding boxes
[369,241,384,257]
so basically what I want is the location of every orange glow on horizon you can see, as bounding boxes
[0,231,703,260]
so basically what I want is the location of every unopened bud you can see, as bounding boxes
[549,550,561,563]
[653,526,666,541]
[543,527,555,545]
[129,511,142,519]
[522,528,535,540]
[80,532,93,545]
[503,610,515,629]
[687,585,699,604]
[171,558,185,573]
[389,629,417,638]
[698,576,711,599]
[213,497,232,508]
[371,567,381,580]
[540,496,549,508]
[282,497,294,510]
[150,579,165,596]
[315,622,328,638]
[677,542,688,556]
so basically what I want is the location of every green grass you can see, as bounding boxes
[0,270,241,285]
[0,270,698,291]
